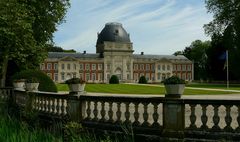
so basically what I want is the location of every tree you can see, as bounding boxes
[0,0,70,87]
[179,40,211,80]
[204,0,240,79]
[109,75,119,84]
[138,76,147,84]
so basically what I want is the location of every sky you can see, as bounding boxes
[53,0,213,55]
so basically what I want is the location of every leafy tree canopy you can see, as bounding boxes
[0,0,70,87]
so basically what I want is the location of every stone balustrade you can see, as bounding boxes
[1,88,240,141]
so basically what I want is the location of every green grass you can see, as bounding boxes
[56,83,237,95]
[0,116,62,142]
[186,83,240,90]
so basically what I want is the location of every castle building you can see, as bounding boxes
[40,22,193,83]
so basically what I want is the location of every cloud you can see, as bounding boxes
[53,0,212,54]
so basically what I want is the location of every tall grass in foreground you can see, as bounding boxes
[0,115,62,142]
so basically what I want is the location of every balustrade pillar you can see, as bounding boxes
[67,93,86,122]
[163,99,185,138]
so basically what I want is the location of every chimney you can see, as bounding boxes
[141,52,144,55]
[83,51,86,54]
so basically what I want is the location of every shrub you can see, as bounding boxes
[109,75,119,84]
[162,76,185,85]
[65,78,85,84]
[11,70,57,92]
[138,76,147,84]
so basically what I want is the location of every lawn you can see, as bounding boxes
[57,83,236,95]
[186,83,240,90]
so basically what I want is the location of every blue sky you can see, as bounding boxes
[53,0,213,55]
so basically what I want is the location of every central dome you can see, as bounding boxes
[96,22,131,44]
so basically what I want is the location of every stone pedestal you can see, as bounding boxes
[67,92,86,122]
[162,99,185,139]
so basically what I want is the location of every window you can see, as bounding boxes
[134,64,138,70]
[79,73,83,79]
[54,63,58,70]
[107,74,110,80]
[162,65,165,71]
[98,64,102,70]
[92,64,96,70]
[152,65,155,71]
[177,65,181,71]
[47,63,52,70]
[134,73,138,80]
[158,65,161,70]
[187,65,191,71]
[167,65,170,70]
[107,64,110,70]
[182,65,186,71]
[54,73,58,81]
[127,74,130,80]
[146,64,150,70]
[146,73,150,80]
[73,73,76,78]
[98,73,103,80]
[152,74,155,80]
[74,64,77,70]
[61,64,65,70]
[173,65,176,71]
[182,73,186,80]
[86,64,90,70]
[67,64,71,70]
[140,64,144,70]
[157,73,161,80]
[92,73,96,81]
[61,73,65,81]
[79,63,83,70]
[86,73,90,81]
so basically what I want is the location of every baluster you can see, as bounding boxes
[43,97,47,112]
[52,98,56,114]
[48,98,52,113]
[100,101,106,122]
[125,102,131,124]
[212,105,220,131]
[116,102,122,123]
[108,102,113,123]
[56,98,60,115]
[201,104,208,130]
[61,99,66,115]
[133,102,140,126]
[40,97,44,112]
[142,102,150,127]
[86,101,91,120]
[224,105,233,132]
[35,96,39,111]
[45,97,49,113]
[93,101,98,121]
[58,99,62,115]
[152,102,160,128]
[189,104,197,129]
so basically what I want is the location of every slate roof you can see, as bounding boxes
[48,52,191,62]
[96,22,131,44]
[48,52,100,59]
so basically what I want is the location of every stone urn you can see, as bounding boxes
[25,77,39,91]
[163,76,186,98]
[65,77,86,93]
[68,83,86,92]
[13,79,25,90]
